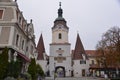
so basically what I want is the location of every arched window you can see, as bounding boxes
[58,33,62,39]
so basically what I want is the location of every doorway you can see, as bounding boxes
[55,66,65,77]
[82,69,85,76]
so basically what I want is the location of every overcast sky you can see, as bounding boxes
[17,0,120,54]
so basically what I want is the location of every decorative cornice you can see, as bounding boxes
[50,43,71,45]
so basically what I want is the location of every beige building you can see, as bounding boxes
[86,50,98,66]
[0,0,37,72]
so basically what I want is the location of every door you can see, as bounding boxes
[82,69,85,76]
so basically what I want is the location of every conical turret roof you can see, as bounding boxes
[73,34,88,60]
[37,34,45,60]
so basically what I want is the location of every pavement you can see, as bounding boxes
[45,77,109,80]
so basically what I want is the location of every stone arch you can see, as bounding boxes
[55,66,65,77]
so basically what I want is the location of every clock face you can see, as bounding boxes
[56,24,64,29]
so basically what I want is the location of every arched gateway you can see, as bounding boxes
[55,66,65,77]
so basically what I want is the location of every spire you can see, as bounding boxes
[73,34,88,60]
[54,2,66,23]
[58,2,63,18]
[37,34,45,60]
[59,2,61,8]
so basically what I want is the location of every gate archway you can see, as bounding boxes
[55,66,65,77]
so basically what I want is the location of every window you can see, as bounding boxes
[59,53,62,56]
[21,40,24,50]
[16,34,19,46]
[16,10,18,19]
[26,46,28,52]
[80,60,86,64]
[59,48,61,50]
[91,60,95,65]
[19,17,21,23]
[58,33,62,39]
[30,45,33,54]
[0,10,3,19]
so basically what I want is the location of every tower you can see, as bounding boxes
[49,2,71,78]
[72,34,89,77]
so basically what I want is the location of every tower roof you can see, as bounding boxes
[37,34,45,60]
[73,34,88,60]
[54,2,66,22]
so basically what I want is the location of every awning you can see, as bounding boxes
[17,53,31,62]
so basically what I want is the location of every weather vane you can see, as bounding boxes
[59,2,61,8]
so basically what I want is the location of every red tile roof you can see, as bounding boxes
[73,34,88,60]
[85,50,97,57]
[37,34,45,60]
[85,50,102,57]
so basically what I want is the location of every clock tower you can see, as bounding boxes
[49,2,71,78]
[52,3,69,44]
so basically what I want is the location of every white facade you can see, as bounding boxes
[52,24,68,43]
[48,4,90,78]
[49,44,71,77]
[73,60,90,77]
[49,5,72,77]
[36,60,48,73]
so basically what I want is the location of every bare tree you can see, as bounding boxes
[96,27,120,67]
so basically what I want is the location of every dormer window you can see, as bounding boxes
[82,54,86,60]
[0,10,3,19]
[58,33,62,39]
